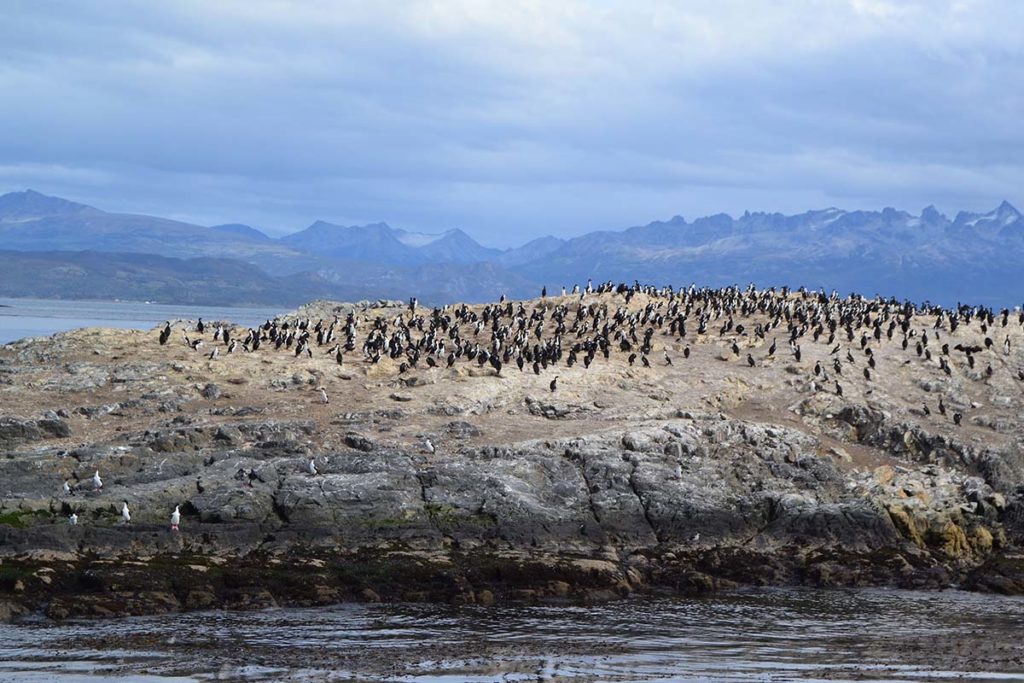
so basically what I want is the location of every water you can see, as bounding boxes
[0,298,286,344]
[2,588,1023,682]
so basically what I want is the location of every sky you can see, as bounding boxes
[0,0,1021,246]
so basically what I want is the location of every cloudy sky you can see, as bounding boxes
[0,1,1020,245]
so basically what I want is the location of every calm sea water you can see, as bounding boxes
[1,588,1023,682]
[0,298,285,344]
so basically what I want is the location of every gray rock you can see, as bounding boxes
[0,417,71,447]
[446,421,482,437]
[345,433,375,452]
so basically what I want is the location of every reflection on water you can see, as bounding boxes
[2,588,1024,682]
[0,297,285,344]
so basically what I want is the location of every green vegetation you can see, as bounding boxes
[0,509,49,528]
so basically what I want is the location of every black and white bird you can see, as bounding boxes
[319,387,329,404]
[424,438,435,454]
[307,458,318,476]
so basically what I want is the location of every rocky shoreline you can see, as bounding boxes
[2,291,1024,621]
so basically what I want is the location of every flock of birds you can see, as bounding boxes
[60,280,1024,529]
[62,470,179,530]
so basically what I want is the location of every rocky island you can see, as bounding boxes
[2,283,1023,622]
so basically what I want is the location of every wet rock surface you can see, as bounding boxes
[1,289,1023,621]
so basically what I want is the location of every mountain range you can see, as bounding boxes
[0,189,1021,307]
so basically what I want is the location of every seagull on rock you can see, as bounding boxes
[69,512,78,526]
[121,501,131,524]
[307,458,318,476]
[171,505,181,531]
[93,470,103,490]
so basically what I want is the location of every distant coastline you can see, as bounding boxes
[0,297,284,344]
[2,190,1023,307]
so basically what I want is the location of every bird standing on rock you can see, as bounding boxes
[307,458,318,476]
[319,387,329,404]
[93,470,102,490]
[424,438,435,454]
[121,501,131,525]
[550,376,558,392]
[69,512,78,526]
[171,505,180,531]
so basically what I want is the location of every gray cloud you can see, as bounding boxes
[0,0,1021,245]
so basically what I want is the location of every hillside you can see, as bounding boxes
[0,191,310,275]
[0,250,364,307]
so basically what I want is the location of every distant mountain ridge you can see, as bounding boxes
[1,189,1022,306]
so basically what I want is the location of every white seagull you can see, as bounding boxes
[93,470,103,490]
[307,458,318,476]
[69,512,78,526]
[319,388,329,405]
[63,480,72,495]
[424,438,435,454]
[171,505,181,531]
[121,501,131,524]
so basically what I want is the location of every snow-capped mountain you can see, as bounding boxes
[1,189,1022,306]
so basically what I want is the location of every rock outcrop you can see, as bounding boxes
[1,290,1023,621]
